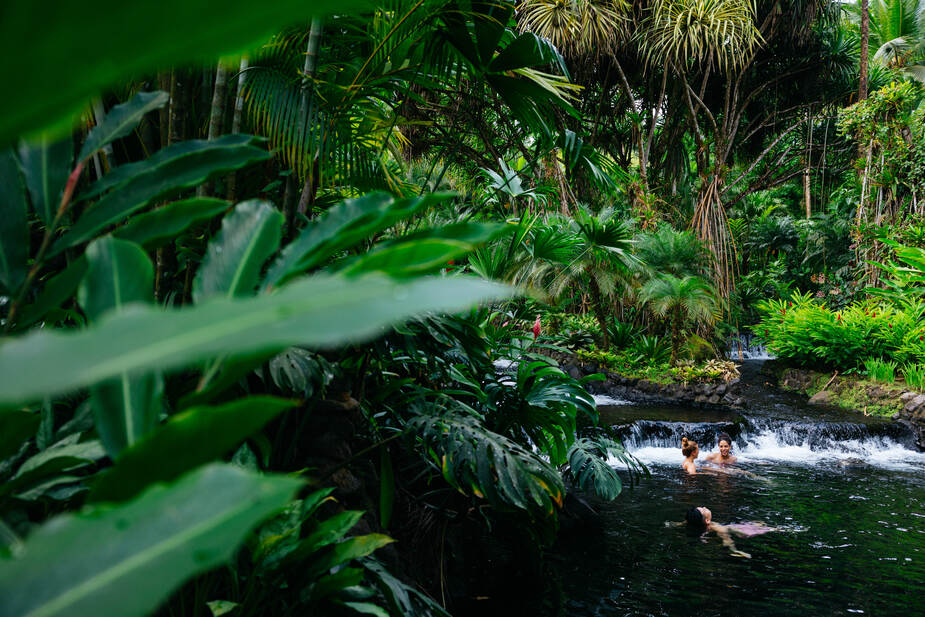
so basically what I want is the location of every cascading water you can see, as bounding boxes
[726,332,774,360]
[609,415,925,471]
[559,391,925,616]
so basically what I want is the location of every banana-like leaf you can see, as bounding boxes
[305,534,394,578]
[78,237,161,459]
[17,134,73,225]
[1,440,106,500]
[113,198,230,249]
[263,192,451,289]
[1,0,377,144]
[52,139,270,254]
[0,464,302,617]
[0,149,29,293]
[77,135,258,202]
[78,91,169,163]
[77,237,153,322]
[342,222,509,277]
[194,200,283,302]
[90,396,297,503]
[0,274,511,405]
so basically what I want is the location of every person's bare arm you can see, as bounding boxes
[712,524,751,558]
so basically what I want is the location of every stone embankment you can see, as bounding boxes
[562,361,747,409]
[776,366,925,449]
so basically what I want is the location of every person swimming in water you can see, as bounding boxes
[703,432,737,465]
[681,437,699,474]
[684,506,778,558]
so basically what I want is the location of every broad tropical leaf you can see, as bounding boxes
[112,198,230,249]
[77,91,169,163]
[0,0,377,144]
[52,138,270,254]
[17,134,73,225]
[0,464,302,617]
[408,411,564,514]
[90,397,297,502]
[77,237,161,458]
[263,192,451,289]
[194,200,283,302]
[0,274,511,405]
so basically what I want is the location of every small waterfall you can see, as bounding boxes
[726,333,773,361]
[611,416,925,471]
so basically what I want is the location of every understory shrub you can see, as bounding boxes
[902,363,925,390]
[865,358,897,383]
[756,293,925,370]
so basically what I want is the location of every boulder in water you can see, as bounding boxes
[809,390,833,406]
[838,457,870,469]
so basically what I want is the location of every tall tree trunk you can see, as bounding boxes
[586,274,611,350]
[199,61,229,196]
[226,56,249,201]
[804,108,812,218]
[297,18,323,215]
[860,0,870,101]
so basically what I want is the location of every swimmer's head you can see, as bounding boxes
[681,437,699,457]
[685,506,712,529]
[717,432,732,457]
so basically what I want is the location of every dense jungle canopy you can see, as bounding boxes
[1,0,925,615]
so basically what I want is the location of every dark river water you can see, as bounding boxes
[554,381,925,617]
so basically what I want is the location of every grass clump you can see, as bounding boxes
[864,358,897,384]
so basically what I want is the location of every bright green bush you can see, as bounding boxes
[902,363,925,390]
[756,293,925,370]
[864,358,897,383]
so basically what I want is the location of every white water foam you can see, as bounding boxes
[613,430,925,472]
[593,393,631,406]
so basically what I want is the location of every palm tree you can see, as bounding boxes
[546,206,637,349]
[634,226,709,279]
[639,274,717,365]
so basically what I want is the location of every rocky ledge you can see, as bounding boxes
[561,360,747,409]
[776,365,925,450]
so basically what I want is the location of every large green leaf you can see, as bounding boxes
[76,135,257,203]
[0,464,302,617]
[78,92,169,163]
[77,237,153,322]
[1,440,106,500]
[78,237,160,458]
[51,138,270,254]
[342,222,508,277]
[0,275,511,405]
[90,396,297,502]
[0,149,29,293]
[112,198,229,249]
[0,0,376,145]
[17,134,73,225]
[263,193,451,289]
[194,200,283,302]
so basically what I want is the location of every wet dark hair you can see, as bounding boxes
[717,432,732,446]
[686,507,706,528]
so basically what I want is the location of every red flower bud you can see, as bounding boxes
[533,316,541,339]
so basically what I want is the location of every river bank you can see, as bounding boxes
[555,354,925,451]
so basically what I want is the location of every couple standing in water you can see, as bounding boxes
[675,432,778,558]
[681,432,736,474]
